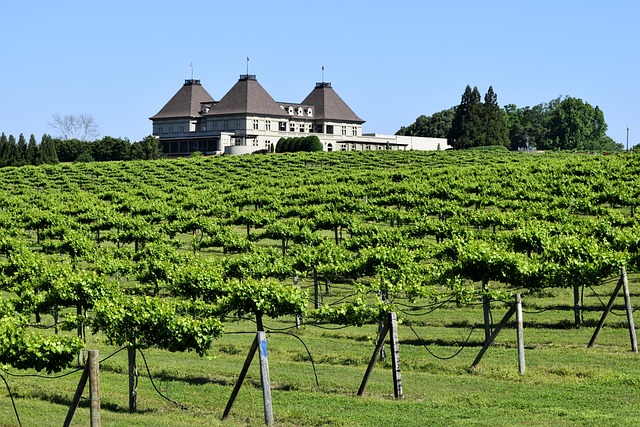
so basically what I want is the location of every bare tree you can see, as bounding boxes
[49,113,100,141]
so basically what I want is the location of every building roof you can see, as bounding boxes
[206,75,288,117]
[301,82,364,123]
[149,80,215,120]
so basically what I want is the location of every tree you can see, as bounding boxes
[26,134,38,165]
[482,86,509,148]
[15,134,27,166]
[448,85,483,149]
[0,133,8,167]
[302,135,323,152]
[397,108,455,138]
[49,113,99,141]
[543,96,611,151]
[36,134,59,165]
[53,138,90,162]
[131,135,163,160]
[504,103,549,150]
[3,135,17,166]
[92,136,131,161]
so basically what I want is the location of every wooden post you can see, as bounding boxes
[294,273,301,329]
[388,312,403,399]
[358,320,390,396]
[89,350,101,427]
[621,267,638,353]
[482,277,491,344]
[257,331,274,426]
[472,303,516,369]
[573,283,581,326]
[313,268,319,309]
[64,357,90,427]
[222,336,259,420]
[588,275,624,347]
[223,315,274,425]
[515,294,525,376]
[128,345,137,413]
[77,304,85,366]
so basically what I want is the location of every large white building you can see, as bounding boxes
[150,75,448,155]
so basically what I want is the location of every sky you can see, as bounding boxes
[1,1,638,147]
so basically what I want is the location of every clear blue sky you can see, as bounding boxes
[1,1,638,147]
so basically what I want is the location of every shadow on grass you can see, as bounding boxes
[14,390,156,414]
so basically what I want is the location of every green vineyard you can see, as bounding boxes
[2,149,640,426]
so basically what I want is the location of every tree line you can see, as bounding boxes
[397,86,622,151]
[0,133,163,167]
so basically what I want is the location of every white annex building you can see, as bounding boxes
[150,75,448,155]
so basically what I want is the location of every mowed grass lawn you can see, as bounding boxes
[2,279,640,427]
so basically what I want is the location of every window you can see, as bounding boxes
[288,106,294,114]
[253,119,259,130]
[265,120,271,131]
[212,121,217,130]
[326,125,334,134]
[351,143,356,150]
[279,122,286,131]
[298,107,303,116]
[341,126,347,136]
[169,127,174,133]
[223,120,228,130]
[352,127,358,136]
[299,123,305,132]
[235,121,240,130]
[340,144,347,151]
[365,144,371,150]
[307,108,313,116]
[290,123,295,132]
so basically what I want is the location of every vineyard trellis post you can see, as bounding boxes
[573,282,582,326]
[472,294,525,375]
[482,276,492,344]
[128,344,137,412]
[358,312,403,399]
[294,273,301,329]
[222,313,274,426]
[64,349,101,427]
[516,293,525,375]
[588,267,638,353]
[77,303,86,366]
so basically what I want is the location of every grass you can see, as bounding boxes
[2,277,640,426]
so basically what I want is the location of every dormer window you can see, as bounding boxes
[297,107,303,116]
[288,106,294,114]
[307,108,313,116]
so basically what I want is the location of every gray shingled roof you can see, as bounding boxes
[301,83,364,123]
[150,80,215,120]
[206,75,288,117]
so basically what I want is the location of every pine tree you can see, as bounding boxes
[482,86,509,147]
[37,134,59,165]
[15,134,27,166]
[448,85,483,149]
[5,135,17,166]
[0,133,7,167]
[26,134,38,165]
